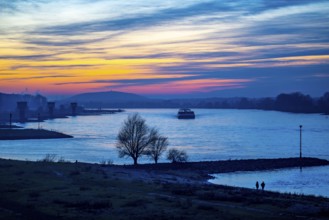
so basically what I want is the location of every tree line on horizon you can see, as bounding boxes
[1,91,328,115]
[188,92,329,114]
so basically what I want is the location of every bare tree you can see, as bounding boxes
[146,136,168,164]
[116,113,158,165]
[167,148,188,163]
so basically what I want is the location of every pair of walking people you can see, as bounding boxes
[256,181,265,190]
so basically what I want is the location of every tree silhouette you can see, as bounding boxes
[146,136,168,164]
[318,92,329,114]
[167,148,188,163]
[116,113,158,165]
[275,92,314,113]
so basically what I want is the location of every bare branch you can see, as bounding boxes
[116,113,156,165]
[145,136,168,164]
[167,148,188,163]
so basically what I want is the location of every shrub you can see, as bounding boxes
[57,156,66,163]
[167,148,188,163]
[41,154,57,162]
[100,159,113,166]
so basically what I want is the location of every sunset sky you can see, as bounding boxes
[1,0,329,98]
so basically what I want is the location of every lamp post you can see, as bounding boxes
[299,125,302,160]
[9,113,12,129]
[38,113,40,129]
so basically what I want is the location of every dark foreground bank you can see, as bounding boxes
[0,158,328,220]
[0,128,73,140]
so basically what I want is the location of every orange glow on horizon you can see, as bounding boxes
[114,78,254,95]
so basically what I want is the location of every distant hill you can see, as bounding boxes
[63,91,150,108]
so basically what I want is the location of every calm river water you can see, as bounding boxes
[1,109,328,196]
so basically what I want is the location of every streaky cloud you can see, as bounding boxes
[3,74,74,81]
[10,64,98,70]
[0,54,61,61]
[33,2,234,35]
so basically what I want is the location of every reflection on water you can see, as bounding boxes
[209,165,329,198]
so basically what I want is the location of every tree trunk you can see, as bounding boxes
[133,157,138,165]
[155,158,158,164]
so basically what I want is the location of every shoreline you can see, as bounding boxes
[118,157,329,183]
[2,157,328,183]
[0,128,73,140]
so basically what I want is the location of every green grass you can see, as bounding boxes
[0,158,328,219]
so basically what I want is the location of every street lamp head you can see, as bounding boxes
[299,125,302,128]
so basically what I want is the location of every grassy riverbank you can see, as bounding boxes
[0,158,328,219]
[0,129,73,140]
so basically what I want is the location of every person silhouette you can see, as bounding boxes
[261,181,265,190]
[256,181,259,190]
